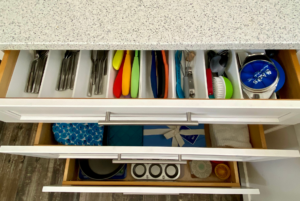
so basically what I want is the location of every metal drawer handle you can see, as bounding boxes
[113,155,187,164]
[98,112,198,125]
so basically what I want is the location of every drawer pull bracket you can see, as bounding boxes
[98,112,198,126]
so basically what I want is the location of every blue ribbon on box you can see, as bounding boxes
[143,125,206,147]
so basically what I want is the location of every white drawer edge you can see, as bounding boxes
[42,186,260,195]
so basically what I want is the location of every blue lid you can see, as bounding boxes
[240,60,278,89]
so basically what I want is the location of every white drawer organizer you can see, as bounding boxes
[0,50,300,195]
[0,50,300,124]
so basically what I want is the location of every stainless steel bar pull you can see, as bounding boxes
[98,112,198,126]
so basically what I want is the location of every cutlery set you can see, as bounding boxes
[25,50,49,93]
[56,50,79,91]
[88,50,108,97]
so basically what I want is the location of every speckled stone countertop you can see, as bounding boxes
[0,0,299,50]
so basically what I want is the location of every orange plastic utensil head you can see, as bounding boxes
[122,50,131,96]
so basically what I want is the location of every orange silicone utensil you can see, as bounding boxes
[122,50,131,96]
[161,50,169,98]
[113,53,126,98]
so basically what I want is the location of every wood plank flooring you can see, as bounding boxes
[0,123,242,201]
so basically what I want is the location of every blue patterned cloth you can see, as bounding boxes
[52,123,104,146]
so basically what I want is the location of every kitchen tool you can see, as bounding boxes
[79,159,125,180]
[52,123,104,146]
[113,50,124,70]
[151,51,158,98]
[156,51,165,98]
[213,76,233,99]
[131,163,180,180]
[122,50,131,96]
[87,51,97,97]
[131,50,140,98]
[240,53,279,99]
[185,51,196,62]
[215,163,231,180]
[25,51,39,93]
[175,51,185,98]
[206,68,214,98]
[161,50,169,98]
[79,164,127,180]
[113,53,126,98]
[191,160,212,179]
[183,67,195,98]
[70,50,79,90]
[94,51,103,95]
[32,50,49,93]
[208,50,229,77]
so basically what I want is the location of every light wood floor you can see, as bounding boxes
[0,123,242,201]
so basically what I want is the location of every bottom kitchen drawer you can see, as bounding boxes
[62,159,240,187]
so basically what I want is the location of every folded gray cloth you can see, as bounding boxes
[210,124,252,148]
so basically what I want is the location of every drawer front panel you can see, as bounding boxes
[0,146,299,162]
[42,186,259,195]
[1,99,300,124]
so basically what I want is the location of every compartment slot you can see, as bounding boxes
[142,51,173,98]
[107,50,142,98]
[6,50,40,98]
[62,159,240,187]
[72,50,110,98]
[39,50,76,98]
[204,50,243,99]
[172,50,208,99]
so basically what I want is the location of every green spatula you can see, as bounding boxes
[131,50,140,98]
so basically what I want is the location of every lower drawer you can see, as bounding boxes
[62,159,239,187]
[41,158,260,195]
[1,123,299,162]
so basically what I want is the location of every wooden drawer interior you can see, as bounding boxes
[62,159,240,187]
[0,50,299,100]
[34,123,267,150]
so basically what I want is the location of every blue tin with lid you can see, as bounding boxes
[240,53,279,99]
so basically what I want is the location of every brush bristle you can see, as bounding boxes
[213,77,225,99]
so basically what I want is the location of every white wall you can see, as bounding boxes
[245,125,300,201]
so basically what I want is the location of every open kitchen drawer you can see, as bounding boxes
[0,50,300,124]
[41,159,261,195]
[0,123,299,161]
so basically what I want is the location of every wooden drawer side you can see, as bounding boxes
[34,123,58,145]
[0,50,20,97]
[277,50,300,99]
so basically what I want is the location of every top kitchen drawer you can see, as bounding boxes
[0,50,300,124]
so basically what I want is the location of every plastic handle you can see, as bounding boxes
[150,51,158,98]
[122,50,131,96]
[131,51,140,98]
[161,50,169,99]
[157,51,165,98]
[206,68,213,95]
[175,51,184,98]
[113,53,126,98]
[113,50,124,70]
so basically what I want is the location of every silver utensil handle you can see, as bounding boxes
[98,112,198,126]
[112,159,186,164]
[25,60,37,92]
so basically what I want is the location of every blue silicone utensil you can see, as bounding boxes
[175,51,185,98]
[151,51,158,98]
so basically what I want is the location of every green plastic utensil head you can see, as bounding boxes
[131,51,140,98]
[222,77,233,99]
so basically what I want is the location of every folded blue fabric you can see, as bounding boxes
[107,125,143,146]
[52,123,103,146]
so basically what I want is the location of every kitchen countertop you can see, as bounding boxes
[0,0,299,50]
